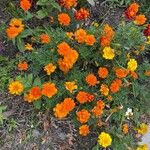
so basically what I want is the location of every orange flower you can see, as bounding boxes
[66,32,74,39]
[59,0,77,9]
[115,68,129,78]
[25,43,33,51]
[20,0,31,11]
[144,70,150,76]
[57,42,71,56]
[79,125,90,136]
[44,63,56,75]
[100,36,111,47]
[53,98,75,118]
[130,71,138,79]
[17,61,28,71]
[125,2,139,19]
[103,24,115,39]
[76,109,90,123]
[107,95,113,101]
[110,79,122,93]
[122,123,129,134]
[6,18,24,39]
[40,34,50,44]
[85,74,98,86]
[85,34,96,46]
[98,67,108,79]
[74,8,89,20]
[134,15,147,25]
[58,13,71,26]
[100,84,109,96]
[42,82,57,98]
[91,100,105,117]
[74,28,87,43]
[65,81,77,93]
[76,91,94,104]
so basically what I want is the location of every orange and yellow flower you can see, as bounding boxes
[65,81,77,93]
[79,125,90,136]
[20,0,31,11]
[17,61,28,71]
[44,63,56,75]
[74,8,89,20]
[40,33,50,44]
[25,43,33,51]
[59,0,77,9]
[98,67,108,79]
[74,28,87,43]
[85,73,98,86]
[76,109,90,123]
[85,34,96,46]
[100,84,109,96]
[134,15,147,25]
[58,13,71,26]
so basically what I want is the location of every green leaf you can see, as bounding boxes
[16,37,25,51]
[33,100,42,109]
[36,9,48,19]
[51,0,61,11]
[33,77,42,86]
[92,144,99,150]
[37,0,49,5]
[19,29,33,38]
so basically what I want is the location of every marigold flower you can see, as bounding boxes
[85,34,96,46]
[103,24,115,39]
[40,34,50,44]
[76,91,94,104]
[42,82,57,98]
[85,74,98,86]
[29,87,42,100]
[6,27,20,39]
[76,109,90,123]
[44,63,56,75]
[102,46,115,60]
[74,8,89,20]
[25,43,33,51]
[53,98,75,118]
[144,70,150,76]
[8,81,24,95]
[144,24,150,36]
[130,71,138,79]
[20,0,31,11]
[57,42,71,56]
[137,144,148,150]
[59,0,77,9]
[65,81,77,93]
[74,28,87,43]
[125,2,139,19]
[98,132,112,148]
[79,125,90,136]
[100,84,109,96]
[127,59,137,71]
[110,79,122,93]
[17,61,28,71]
[107,95,113,101]
[134,15,147,25]
[66,32,74,39]
[98,67,108,79]
[115,68,129,78]
[100,36,111,47]
[137,123,148,135]
[122,123,129,134]
[58,13,71,26]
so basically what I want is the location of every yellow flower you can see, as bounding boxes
[8,81,24,95]
[127,58,137,71]
[66,32,74,39]
[25,43,33,51]
[137,123,148,135]
[44,63,56,75]
[98,132,112,148]
[65,81,77,93]
[102,46,115,60]
[100,84,109,96]
[146,36,150,44]
[137,144,148,150]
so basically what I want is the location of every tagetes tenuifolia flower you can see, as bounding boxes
[6,18,24,39]
[40,33,50,44]
[125,2,139,19]
[102,46,115,60]
[137,123,148,135]
[130,71,138,79]
[74,8,89,20]
[85,74,98,86]
[74,28,87,43]
[98,67,108,79]
[85,34,96,46]
[122,123,129,134]
[137,144,148,150]
[8,81,24,95]
[76,91,94,104]
[25,43,33,51]
[98,132,112,148]
[115,68,129,78]
[59,0,77,9]
[110,79,122,93]
[100,84,109,96]
[20,0,31,11]
[65,81,77,93]
[44,63,56,75]
[66,32,74,40]
[134,15,147,25]
[58,13,71,26]
[91,100,105,117]
[79,125,90,136]
[144,24,150,36]
[76,109,90,123]
[53,98,75,118]
[57,42,71,56]
[144,70,150,76]
[17,61,28,71]
[42,82,57,98]
[127,59,137,71]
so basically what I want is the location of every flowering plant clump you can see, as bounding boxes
[4,0,150,149]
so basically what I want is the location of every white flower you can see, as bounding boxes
[125,108,133,119]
